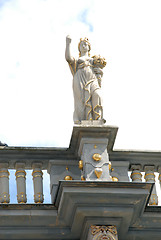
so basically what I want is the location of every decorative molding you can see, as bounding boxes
[89,225,118,240]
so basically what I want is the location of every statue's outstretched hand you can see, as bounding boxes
[66,35,72,44]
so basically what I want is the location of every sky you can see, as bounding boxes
[0,0,161,203]
[0,0,161,150]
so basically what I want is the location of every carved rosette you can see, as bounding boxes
[90,226,118,240]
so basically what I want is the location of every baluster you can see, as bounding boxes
[0,163,10,203]
[144,166,158,205]
[15,163,27,204]
[130,164,142,182]
[32,163,44,203]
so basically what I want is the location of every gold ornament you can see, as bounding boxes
[79,160,83,170]
[94,168,102,178]
[64,175,73,181]
[92,153,101,161]
[109,162,112,171]
[112,177,118,182]
[81,175,85,181]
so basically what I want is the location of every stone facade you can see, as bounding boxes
[0,123,161,239]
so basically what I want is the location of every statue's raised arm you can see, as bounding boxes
[65,35,74,64]
[65,36,106,124]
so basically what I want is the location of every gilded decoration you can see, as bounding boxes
[109,161,112,171]
[64,175,73,181]
[79,160,83,170]
[94,168,103,179]
[92,153,102,161]
[111,176,119,182]
[81,175,85,181]
[91,226,118,240]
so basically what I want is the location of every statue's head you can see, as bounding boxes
[78,37,91,57]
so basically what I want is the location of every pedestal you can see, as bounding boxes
[48,122,118,203]
[71,121,118,181]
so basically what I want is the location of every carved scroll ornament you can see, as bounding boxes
[90,226,118,240]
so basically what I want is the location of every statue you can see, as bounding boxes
[0,141,8,147]
[65,35,106,124]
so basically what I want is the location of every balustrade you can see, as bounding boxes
[0,161,160,205]
[0,162,46,204]
[0,142,161,206]
[109,162,160,206]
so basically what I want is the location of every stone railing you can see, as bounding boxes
[0,162,44,204]
[110,150,161,205]
[0,145,80,204]
[0,124,161,206]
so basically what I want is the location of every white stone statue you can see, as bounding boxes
[65,35,106,124]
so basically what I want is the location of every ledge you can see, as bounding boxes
[55,181,153,240]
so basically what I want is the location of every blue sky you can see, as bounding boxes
[0,0,161,150]
[1,0,161,203]
[79,8,93,32]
